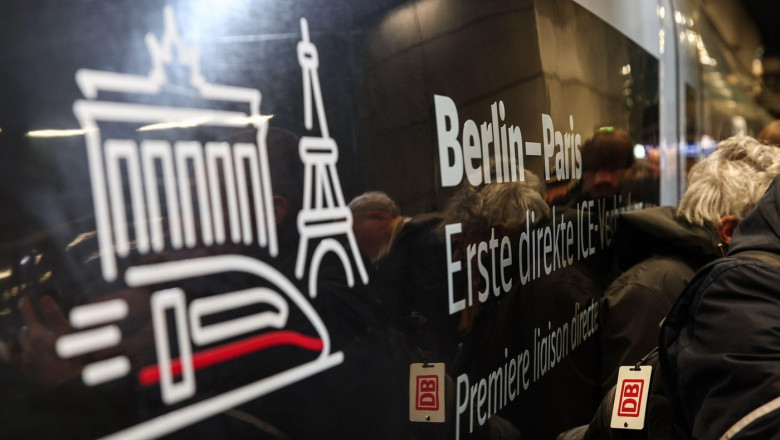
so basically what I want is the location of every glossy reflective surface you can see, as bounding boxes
[0,0,743,439]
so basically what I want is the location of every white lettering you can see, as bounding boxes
[435,94,463,187]
[446,223,465,314]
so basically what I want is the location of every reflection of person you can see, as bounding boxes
[558,136,780,440]
[439,176,550,338]
[372,172,549,363]
[758,119,780,145]
[223,128,410,440]
[441,178,548,439]
[548,129,635,206]
[0,229,150,438]
[451,177,606,439]
[600,135,780,391]
[660,173,780,439]
[581,129,635,200]
[348,191,408,264]
[619,159,659,207]
[545,130,637,291]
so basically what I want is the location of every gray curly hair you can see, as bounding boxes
[348,191,401,217]
[677,135,780,231]
[440,171,550,237]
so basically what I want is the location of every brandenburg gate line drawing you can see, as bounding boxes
[73,6,277,283]
[294,18,369,297]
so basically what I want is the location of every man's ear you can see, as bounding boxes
[273,195,289,225]
[718,215,739,244]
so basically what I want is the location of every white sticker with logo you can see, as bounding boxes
[409,363,446,423]
[610,365,652,430]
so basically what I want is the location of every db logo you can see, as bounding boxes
[616,379,645,417]
[415,375,439,410]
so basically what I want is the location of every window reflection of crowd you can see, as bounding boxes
[350,128,780,440]
[4,124,657,439]
[351,165,605,438]
[5,122,780,439]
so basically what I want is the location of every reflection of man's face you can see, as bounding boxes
[352,212,397,263]
[581,168,625,199]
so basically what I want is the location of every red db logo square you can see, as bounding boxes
[617,379,645,417]
[415,375,439,410]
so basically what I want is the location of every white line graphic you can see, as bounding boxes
[125,254,336,359]
[56,326,122,358]
[111,254,344,439]
[59,299,131,386]
[69,299,129,328]
[175,140,214,247]
[294,18,368,298]
[74,6,277,282]
[83,356,132,387]
[102,353,342,440]
[67,8,349,438]
[151,288,196,404]
[189,288,289,346]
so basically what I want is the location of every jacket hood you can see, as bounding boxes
[729,174,780,255]
[615,205,721,271]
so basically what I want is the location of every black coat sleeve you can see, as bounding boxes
[675,262,780,439]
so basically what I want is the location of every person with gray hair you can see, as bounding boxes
[349,191,401,217]
[557,135,780,440]
[368,173,549,363]
[348,191,407,264]
[677,135,780,235]
[659,170,780,440]
[437,180,551,336]
[439,178,550,242]
[451,179,608,439]
[598,135,780,392]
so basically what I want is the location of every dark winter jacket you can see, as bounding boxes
[600,206,721,391]
[660,174,780,439]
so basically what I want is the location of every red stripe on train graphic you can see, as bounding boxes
[138,330,324,386]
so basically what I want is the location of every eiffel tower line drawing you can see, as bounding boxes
[294,18,368,298]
